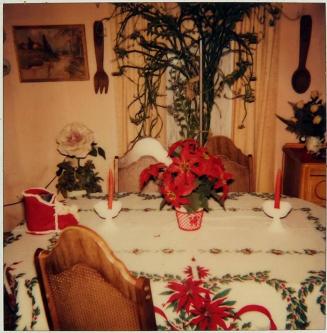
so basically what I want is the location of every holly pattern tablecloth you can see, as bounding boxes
[3,192,326,330]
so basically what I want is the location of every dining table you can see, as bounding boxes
[3,191,326,331]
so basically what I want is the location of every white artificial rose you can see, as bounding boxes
[306,136,322,154]
[56,122,95,158]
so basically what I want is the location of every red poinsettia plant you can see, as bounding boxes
[140,139,233,212]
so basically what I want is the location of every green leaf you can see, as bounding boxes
[275,114,297,132]
[213,288,231,300]
[56,167,63,176]
[210,191,225,209]
[159,199,166,210]
[298,310,307,323]
[298,302,307,312]
[16,273,25,278]
[241,322,252,329]
[88,148,97,157]
[161,290,174,295]
[97,147,106,159]
[295,319,308,329]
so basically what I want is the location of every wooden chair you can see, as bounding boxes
[34,225,157,331]
[114,137,171,193]
[205,135,255,192]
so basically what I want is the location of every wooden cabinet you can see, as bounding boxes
[282,143,326,207]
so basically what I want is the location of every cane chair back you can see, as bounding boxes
[114,137,171,193]
[34,225,157,331]
[206,135,255,192]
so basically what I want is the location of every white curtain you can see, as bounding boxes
[232,7,281,192]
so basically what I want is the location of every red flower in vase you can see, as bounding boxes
[160,182,190,208]
[168,138,199,157]
[164,163,197,195]
[166,278,211,313]
[140,139,233,212]
[139,162,166,189]
[191,153,213,177]
[190,296,234,330]
[168,158,196,185]
[159,171,195,208]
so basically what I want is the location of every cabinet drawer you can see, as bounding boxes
[309,167,326,177]
[304,176,326,207]
[282,145,326,207]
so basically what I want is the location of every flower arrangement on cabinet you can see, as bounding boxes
[56,122,106,197]
[276,91,326,144]
[140,139,233,213]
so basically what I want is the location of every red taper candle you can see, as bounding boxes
[274,169,282,209]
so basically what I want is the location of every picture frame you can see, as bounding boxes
[13,24,89,82]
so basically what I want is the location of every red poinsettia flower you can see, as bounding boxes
[167,157,198,191]
[168,138,200,157]
[165,278,211,314]
[190,296,233,330]
[213,170,234,200]
[160,186,190,208]
[160,174,190,208]
[139,163,166,190]
[140,138,233,212]
[163,167,196,194]
[187,147,213,177]
[204,155,225,179]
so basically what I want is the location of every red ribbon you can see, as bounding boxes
[232,304,277,330]
[155,304,277,330]
[154,306,179,330]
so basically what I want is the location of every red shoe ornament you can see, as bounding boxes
[22,187,79,234]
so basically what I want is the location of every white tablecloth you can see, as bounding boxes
[3,192,326,330]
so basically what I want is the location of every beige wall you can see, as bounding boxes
[275,3,326,170]
[3,3,120,231]
[3,3,326,231]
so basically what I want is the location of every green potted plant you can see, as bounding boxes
[56,122,106,197]
[109,3,281,145]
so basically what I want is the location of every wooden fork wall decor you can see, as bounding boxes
[93,20,109,94]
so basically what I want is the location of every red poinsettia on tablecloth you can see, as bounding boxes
[154,258,277,331]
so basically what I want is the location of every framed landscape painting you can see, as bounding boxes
[13,25,89,82]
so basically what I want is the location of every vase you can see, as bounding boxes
[175,208,204,231]
[305,136,323,154]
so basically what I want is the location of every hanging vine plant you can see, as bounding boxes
[106,3,281,145]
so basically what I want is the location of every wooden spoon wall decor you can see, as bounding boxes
[291,15,312,94]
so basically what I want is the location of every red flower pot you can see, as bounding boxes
[175,208,204,231]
